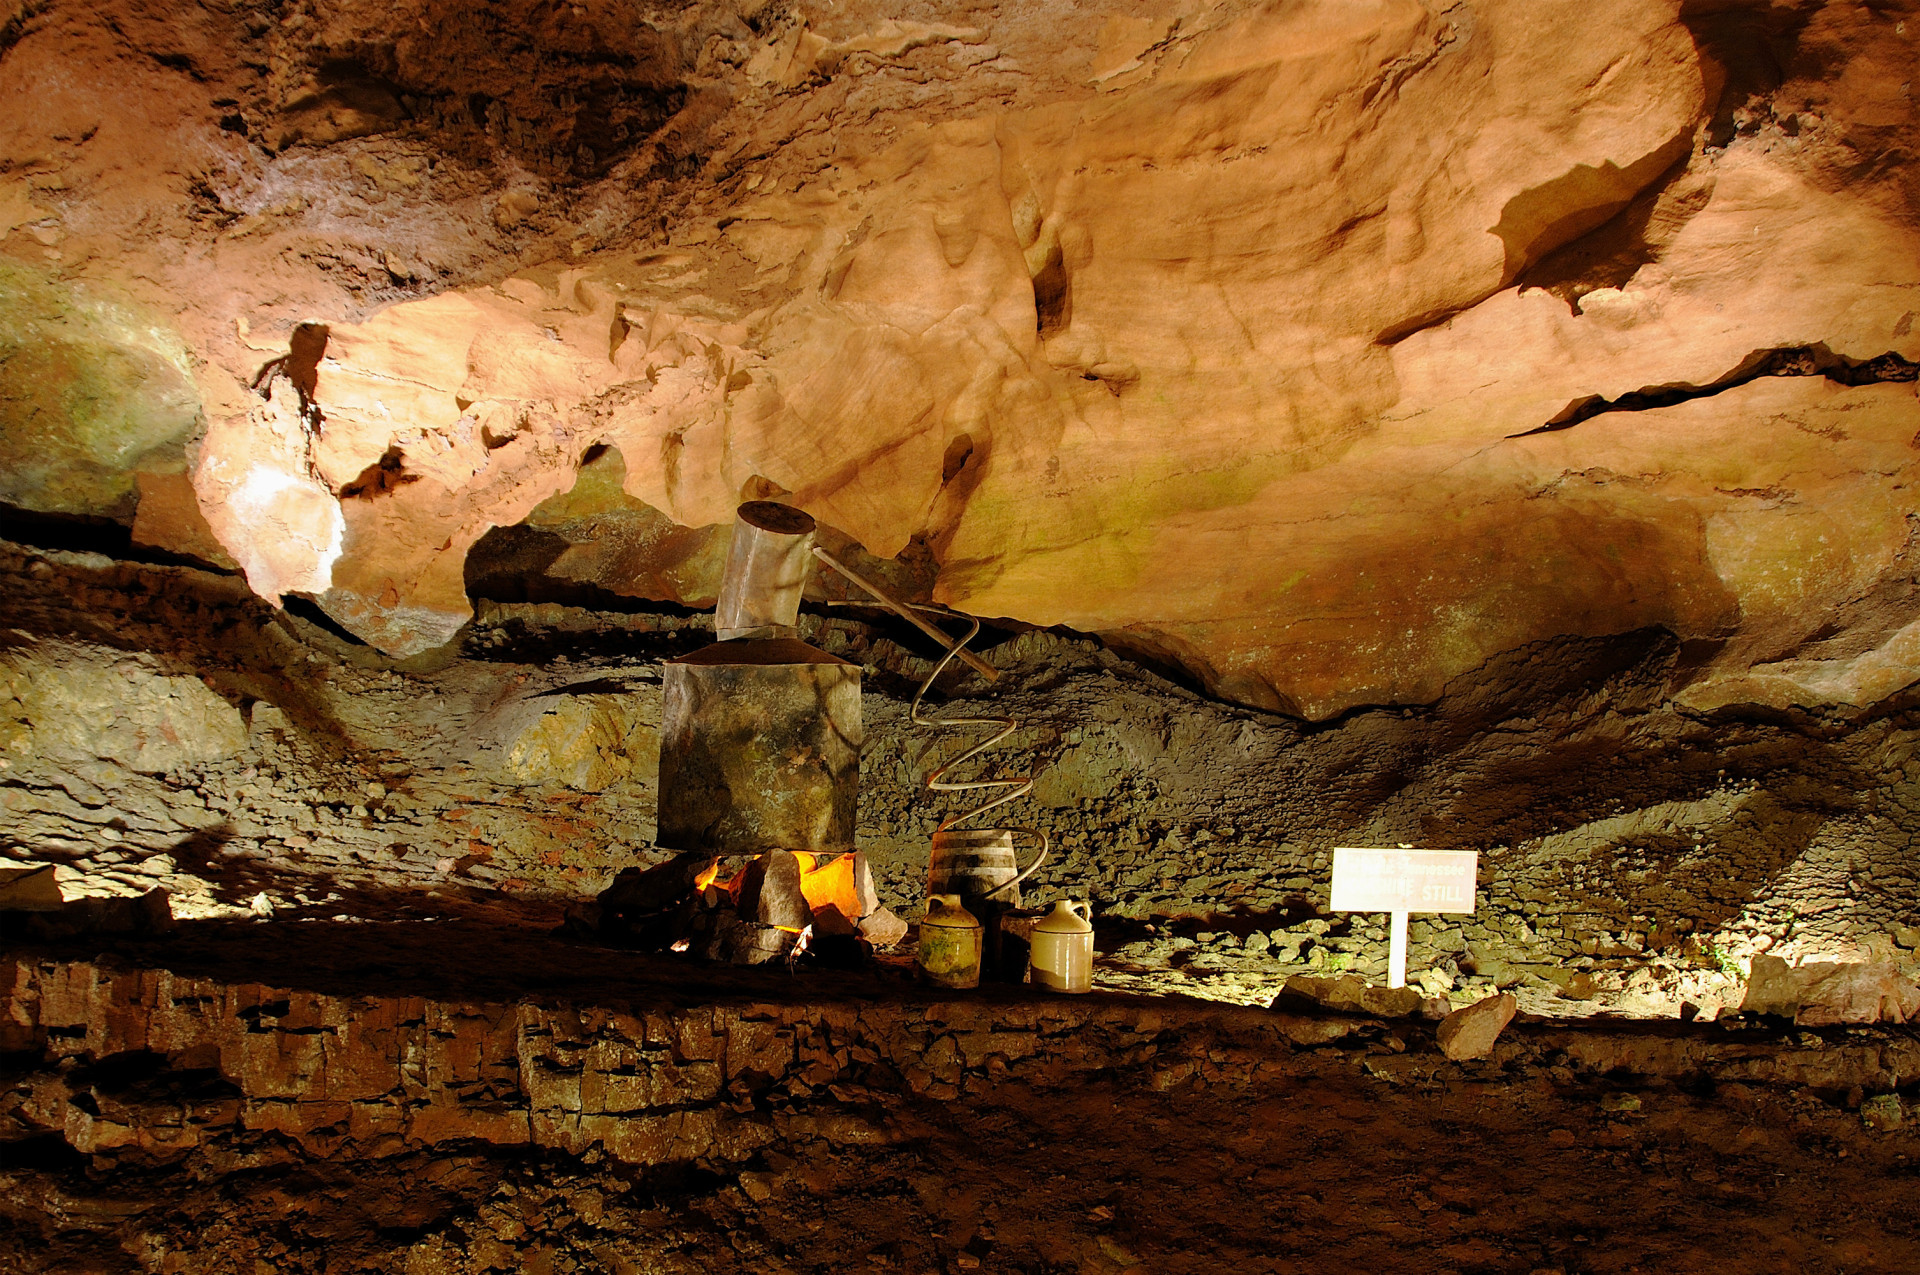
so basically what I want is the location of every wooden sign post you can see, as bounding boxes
[1329,847,1479,988]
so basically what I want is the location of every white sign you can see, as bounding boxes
[1329,847,1479,989]
[1330,847,1478,914]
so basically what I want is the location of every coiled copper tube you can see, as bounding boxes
[909,606,1047,900]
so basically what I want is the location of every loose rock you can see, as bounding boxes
[1272,975,1423,1019]
[1435,993,1518,1062]
[1861,1094,1905,1131]
[1740,957,1920,1026]
[858,906,909,949]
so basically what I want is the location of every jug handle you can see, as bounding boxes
[1072,900,1093,923]
[980,828,1049,900]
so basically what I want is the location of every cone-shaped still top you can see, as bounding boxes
[715,501,816,640]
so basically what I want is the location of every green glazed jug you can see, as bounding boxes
[918,893,983,989]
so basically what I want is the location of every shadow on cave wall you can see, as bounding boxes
[1508,1,1823,311]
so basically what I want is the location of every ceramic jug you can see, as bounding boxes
[1029,900,1093,993]
[917,893,983,989]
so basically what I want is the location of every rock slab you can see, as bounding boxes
[1436,994,1518,1062]
[1272,974,1423,1019]
[1740,956,1920,1026]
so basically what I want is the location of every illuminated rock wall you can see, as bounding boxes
[2,0,1915,717]
[7,543,1917,1014]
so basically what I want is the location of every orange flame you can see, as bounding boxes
[791,851,864,931]
[692,852,866,931]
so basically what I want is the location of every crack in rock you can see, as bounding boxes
[1512,343,1920,438]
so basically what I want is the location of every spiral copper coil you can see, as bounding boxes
[908,605,1047,896]
[808,544,1046,902]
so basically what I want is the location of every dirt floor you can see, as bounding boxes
[3,923,1918,1275]
[6,1036,1918,1275]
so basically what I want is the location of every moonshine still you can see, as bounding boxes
[611,501,873,963]
[656,501,862,861]
[605,498,1056,978]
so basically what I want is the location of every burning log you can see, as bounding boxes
[595,848,899,966]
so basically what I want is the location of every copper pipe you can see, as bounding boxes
[909,606,1045,901]
[809,546,1001,682]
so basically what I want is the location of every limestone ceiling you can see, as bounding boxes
[1,0,1916,717]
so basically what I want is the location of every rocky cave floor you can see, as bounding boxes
[3,922,1920,1275]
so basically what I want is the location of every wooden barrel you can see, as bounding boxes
[927,827,1047,909]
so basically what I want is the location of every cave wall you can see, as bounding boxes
[1,0,1916,719]
[3,0,1920,1016]
[7,538,1918,1017]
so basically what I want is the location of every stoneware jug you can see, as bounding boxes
[1029,900,1093,993]
[917,893,983,989]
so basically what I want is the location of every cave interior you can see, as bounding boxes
[3,0,1920,1271]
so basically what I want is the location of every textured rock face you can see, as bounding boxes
[1741,955,1920,1025]
[0,638,247,775]
[1,0,1917,717]
[9,951,1919,1161]
[0,953,1249,1163]
[0,262,203,522]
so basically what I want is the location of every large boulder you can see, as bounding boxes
[0,264,202,522]
[1741,956,1920,1026]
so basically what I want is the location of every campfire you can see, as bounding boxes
[596,848,906,965]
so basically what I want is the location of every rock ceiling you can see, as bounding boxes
[1,0,1916,718]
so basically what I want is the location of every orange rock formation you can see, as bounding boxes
[2,0,1915,716]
